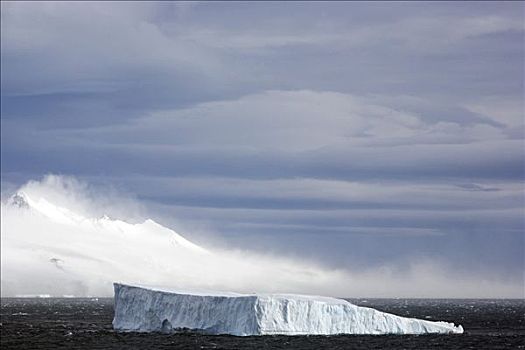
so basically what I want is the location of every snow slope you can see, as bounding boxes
[0,190,351,297]
[16,191,207,253]
[113,283,464,335]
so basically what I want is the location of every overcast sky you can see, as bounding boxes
[1,2,524,292]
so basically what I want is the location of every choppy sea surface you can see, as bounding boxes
[1,298,524,349]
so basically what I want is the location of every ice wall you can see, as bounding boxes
[113,283,464,336]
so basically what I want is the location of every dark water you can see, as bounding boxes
[1,298,524,349]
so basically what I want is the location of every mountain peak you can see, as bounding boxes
[9,192,30,209]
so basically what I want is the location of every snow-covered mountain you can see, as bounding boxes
[1,191,211,296]
[9,191,206,253]
[1,189,348,297]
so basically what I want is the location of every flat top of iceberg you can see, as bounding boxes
[116,283,346,304]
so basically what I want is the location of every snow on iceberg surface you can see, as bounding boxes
[112,283,464,336]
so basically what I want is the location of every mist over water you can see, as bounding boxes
[1,175,522,298]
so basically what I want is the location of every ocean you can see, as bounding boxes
[1,298,524,349]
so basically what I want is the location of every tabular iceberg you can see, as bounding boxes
[113,283,464,336]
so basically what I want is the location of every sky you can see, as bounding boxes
[1,1,524,297]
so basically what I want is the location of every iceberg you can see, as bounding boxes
[113,283,464,336]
